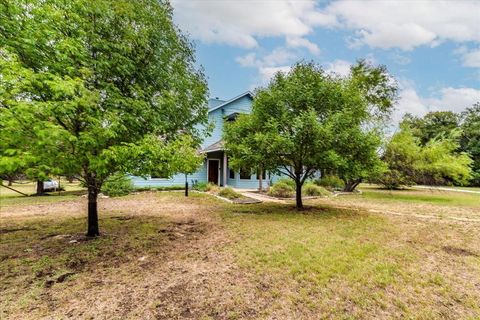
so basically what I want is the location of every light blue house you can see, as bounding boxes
[131,92,279,190]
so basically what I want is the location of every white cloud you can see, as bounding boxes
[394,81,480,124]
[172,0,334,48]
[425,87,480,113]
[173,1,480,52]
[390,53,411,65]
[259,66,292,83]
[286,36,320,55]
[324,59,351,77]
[236,48,297,84]
[326,0,480,50]
[461,48,480,68]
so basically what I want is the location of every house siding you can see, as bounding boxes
[130,92,285,190]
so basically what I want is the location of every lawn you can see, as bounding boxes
[1,189,479,319]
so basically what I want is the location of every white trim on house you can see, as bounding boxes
[208,91,254,113]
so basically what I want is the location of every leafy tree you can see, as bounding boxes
[380,125,472,188]
[225,61,396,208]
[0,0,208,236]
[460,103,480,186]
[379,126,424,189]
[401,111,460,145]
[333,61,397,190]
[223,114,276,191]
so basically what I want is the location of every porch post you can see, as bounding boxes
[223,152,228,187]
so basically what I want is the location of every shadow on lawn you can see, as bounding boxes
[228,202,369,220]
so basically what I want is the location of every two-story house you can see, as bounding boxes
[130,91,278,189]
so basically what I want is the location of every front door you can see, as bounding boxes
[208,160,219,185]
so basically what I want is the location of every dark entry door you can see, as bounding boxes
[208,160,219,184]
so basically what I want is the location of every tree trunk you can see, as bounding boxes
[295,180,303,209]
[87,186,100,237]
[185,174,188,197]
[343,179,361,192]
[7,178,13,186]
[36,180,44,196]
[258,168,263,192]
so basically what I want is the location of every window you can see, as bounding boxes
[229,169,235,179]
[239,168,251,180]
[150,173,169,179]
[256,169,266,180]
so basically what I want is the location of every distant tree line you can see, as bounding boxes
[379,105,480,188]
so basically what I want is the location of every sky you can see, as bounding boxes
[171,0,480,123]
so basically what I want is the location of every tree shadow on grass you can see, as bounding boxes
[228,202,369,221]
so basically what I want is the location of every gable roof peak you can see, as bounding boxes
[208,91,253,113]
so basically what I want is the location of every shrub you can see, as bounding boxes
[303,183,330,196]
[205,182,219,193]
[268,181,294,198]
[276,177,295,188]
[315,175,344,191]
[154,185,183,191]
[102,174,134,197]
[193,182,207,191]
[218,187,242,199]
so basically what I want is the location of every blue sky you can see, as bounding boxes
[172,0,480,123]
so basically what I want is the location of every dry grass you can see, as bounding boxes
[1,189,479,319]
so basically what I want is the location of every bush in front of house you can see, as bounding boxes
[315,175,345,191]
[205,182,219,193]
[193,182,207,191]
[268,180,295,198]
[218,187,242,200]
[193,182,218,192]
[102,174,134,197]
[302,182,330,196]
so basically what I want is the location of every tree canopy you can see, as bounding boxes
[0,0,208,236]
[380,125,472,188]
[460,103,480,185]
[224,61,397,208]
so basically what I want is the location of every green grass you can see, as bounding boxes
[1,191,479,319]
[358,185,480,207]
[222,203,480,318]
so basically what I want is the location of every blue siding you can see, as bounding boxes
[202,95,253,148]
[131,92,283,189]
[131,160,208,188]
[202,108,225,148]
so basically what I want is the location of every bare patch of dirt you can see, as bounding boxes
[0,193,273,319]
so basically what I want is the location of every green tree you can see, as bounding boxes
[0,0,208,236]
[334,61,397,190]
[379,126,424,189]
[460,103,480,186]
[401,111,460,145]
[224,114,276,191]
[224,61,396,208]
[380,125,472,188]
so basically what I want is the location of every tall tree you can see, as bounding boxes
[0,0,208,236]
[224,61,396,208]
[401,111,460,146]
[460,102,480,186]
[380,125,472,188]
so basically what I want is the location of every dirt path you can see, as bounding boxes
[235,190,287,203]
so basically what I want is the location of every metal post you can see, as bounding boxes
[223,152,228,187]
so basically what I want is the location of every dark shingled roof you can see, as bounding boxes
[200,140,224,153]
